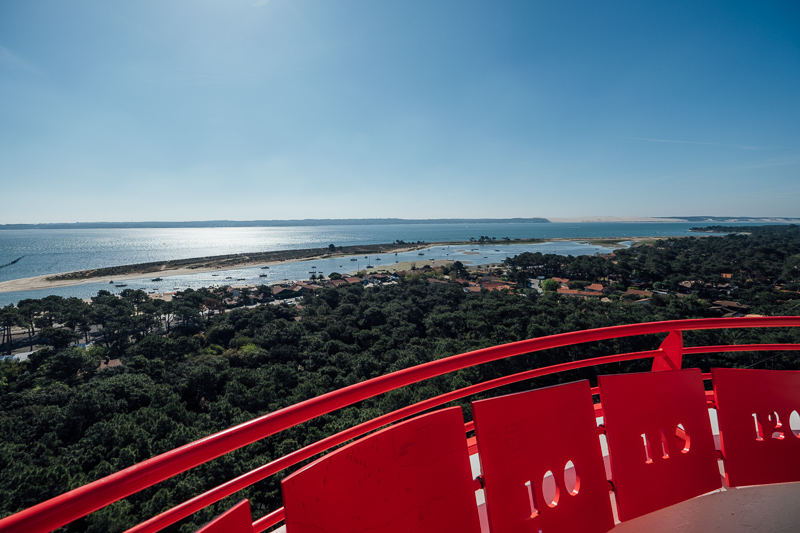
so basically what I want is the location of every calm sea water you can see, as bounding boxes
[0,222,774,305]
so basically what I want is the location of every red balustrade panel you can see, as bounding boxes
[281,407,481,533]
[599,368,721,521]
[712,367,800,487]
[472,380,615,533]
[195,499,253,533]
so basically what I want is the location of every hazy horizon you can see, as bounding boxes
[3,215,800,229]
[2,1,798,223]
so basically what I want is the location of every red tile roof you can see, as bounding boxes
[624,289,653,297]
[557,288,603,298]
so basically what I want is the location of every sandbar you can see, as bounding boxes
[0,242,430,293]
[0,265,251,293]
[0,237,651,294]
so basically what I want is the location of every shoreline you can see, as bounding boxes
[0,237,655,294]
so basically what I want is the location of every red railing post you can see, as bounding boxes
[652,330,684,371]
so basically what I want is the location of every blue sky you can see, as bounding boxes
[1,0,798,223]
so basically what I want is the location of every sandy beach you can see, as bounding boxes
[0,237,646,294]
[0,257,473,293]
[0,264,270,293]
[0,242,430,293]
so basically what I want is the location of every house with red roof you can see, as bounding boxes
[482,281,514,292]
[624,288,654,298]
[557,288,604,300]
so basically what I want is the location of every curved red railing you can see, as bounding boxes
[1,316,799,533]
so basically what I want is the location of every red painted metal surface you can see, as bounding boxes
[280,407,481,533]
[128,350,659,533]
[712,367,800,487]
[252,508,283,533]
[684,343,800,355]
[195,500,253,533]
[599,369,721,521]
[472,380,615,533]
[651,330,683,371]
[0,317,797,533]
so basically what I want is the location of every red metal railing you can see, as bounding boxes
[1,317,799,533]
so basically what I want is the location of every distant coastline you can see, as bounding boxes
[0,218,550,230]
[2,216,798,230]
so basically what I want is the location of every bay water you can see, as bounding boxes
[0,221,770,305]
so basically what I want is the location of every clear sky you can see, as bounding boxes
[1,0,798,223]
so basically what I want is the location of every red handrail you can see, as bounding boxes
[1,317,798,533]
[129,348,664,533]
[683,343,800,354]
